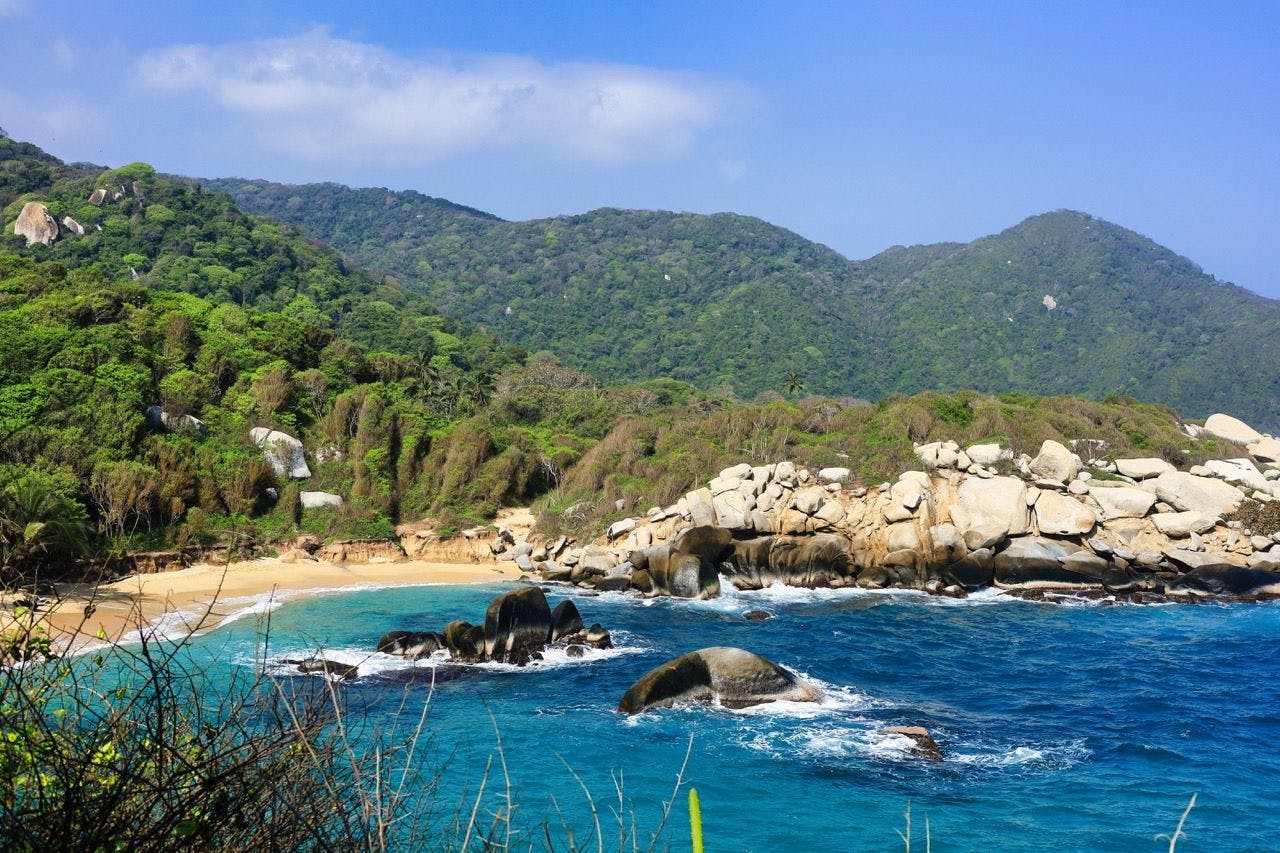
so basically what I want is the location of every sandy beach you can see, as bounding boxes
[3,557,522,653]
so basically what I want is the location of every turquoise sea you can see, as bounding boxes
[177,581,1280,851]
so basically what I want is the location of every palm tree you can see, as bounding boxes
[0,476,93,577]
[783,371,805,396]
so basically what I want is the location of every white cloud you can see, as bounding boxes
[134,29,745,166]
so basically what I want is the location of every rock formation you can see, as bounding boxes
[249,427,311,479]
[617,647,822,714]
[531,411,1280,602]
[379,586,612,667]
[13,202,58,246]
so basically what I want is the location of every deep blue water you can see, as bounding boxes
[180,582,1280,851]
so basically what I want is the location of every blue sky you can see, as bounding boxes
[2,1,1277,296]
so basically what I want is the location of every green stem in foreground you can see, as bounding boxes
[689,788,704,853]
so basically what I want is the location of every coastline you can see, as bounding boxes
[2,556,522,653]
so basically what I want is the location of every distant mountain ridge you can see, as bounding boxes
[204,178,1280,426]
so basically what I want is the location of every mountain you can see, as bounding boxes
[205,178,1280,426]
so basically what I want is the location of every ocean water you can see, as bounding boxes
[178,581,1280,851]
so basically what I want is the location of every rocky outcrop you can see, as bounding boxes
[530,408,1280,604]
[380,587,613,667]
[617,647,822,714]
[13,202,58,246]
[883,726,943,761]
[314,539,405,564]
[249,427,311,479]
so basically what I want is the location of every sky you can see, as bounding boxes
[1,1,1277,296]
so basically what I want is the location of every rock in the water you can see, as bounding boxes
[443,620,485,662]
[377,630,446,660]
[585,623,612,648]
[1168,566,1280,597]
[13,202,58,246]
[483,587,553,664]
[1151,471,1245,517]
[300,491,343,509]
[249,427,311,479]
[1029,440,1080,483]
[883,726,943,761]
[1203,413,1262,446]
[285,657,359,680]
[548,599,584,643]
[617,647,821,714]
[743,610,772,621]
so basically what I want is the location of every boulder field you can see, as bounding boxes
[523,413,1280,602]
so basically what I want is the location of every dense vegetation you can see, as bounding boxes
[0,134,1249,577]
[207,178,1280,427]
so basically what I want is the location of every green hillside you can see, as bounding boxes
[206,178,1280,427]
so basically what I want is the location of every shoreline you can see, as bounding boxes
[3,557,523,653]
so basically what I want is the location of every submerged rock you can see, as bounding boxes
[377,630,446,660]
[284,657,359,680]
[617,646,821,714]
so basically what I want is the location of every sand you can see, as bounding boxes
[2,556,522,654]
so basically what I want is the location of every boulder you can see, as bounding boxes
[377,630,446,660]
[285,658,359,680]
[1202,459,1270,491]
[712,490,753,530]
[278,547,317,563]
[928,523,968,563]
[483,587,553,664]
[1247,437,1280,464]
[249,427,312,479]
[949,476,1030,549]
[585,624,613,648]
[965,443,1010,467]
[548,600,584,643]
[1114,458,1174,480]
[1151,511,1218,538]
[792,485,827,515]
[1029,440,1080,482]
[145,405,209,437]
[653,553,721,599]
[1203,413,1262,446]
[12,202,58,246]
[607,518,636,540]
[685,488,717,526]
[945,548,994,589]
[88,187,107,205]
[1151,471,1245,517]
[818,466,851,482]
[61,215,85,236]
[883,726,943,761]
[993,536,1084,583]
[1091,486,1156,520]
[300,491,343,509]
[1161,549,1234,572]
[594,575,631,592]
[617,647,821,714]
[1034,491,1096,537]
[443,620,485,662]
[1168,566,1280,597]
[719,463,753,481]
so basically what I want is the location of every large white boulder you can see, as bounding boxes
[1247,437,1280,464]
[949,476,1030,550]
[1202,458,1270,492]
[818,466,851,483]
[1151,511,1217,538]
[712,490,753,530]
[1034,491,1097,537]
[1203,413,1262,446]
[965,443,1011,467]
[300,491,343,509]
[249,427,312,479]
[1090,486,1157,520]
[1028,440,1080,483]
[1113,458,1174,480]
[1150,470,1244,517]
[13,202,58,246]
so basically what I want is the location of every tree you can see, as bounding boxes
[784,371,805,396]
[0,473,92,577]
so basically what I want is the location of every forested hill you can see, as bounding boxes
[205,177,1280,427]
